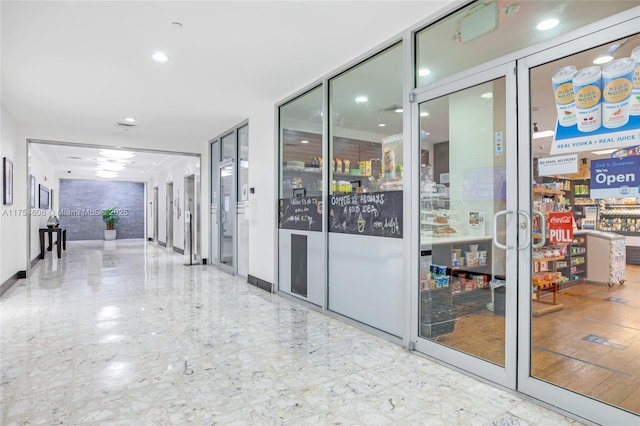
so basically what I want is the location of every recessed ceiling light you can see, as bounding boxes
[592,149,617,155]
[171,22,183,29]
[593,55,613,65]
[355,96,368,103]
[536,18,559,31]
[124,117,136,123]
[378,123,386,127]
[152,162,157,165]
[100,150,135,159]
[152,51,170,62]
[420,111,429,117]
[395,108,403,113]
[300,140,309,144]
[418,68,431,77]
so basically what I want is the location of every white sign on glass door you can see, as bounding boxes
[538,154,578,176]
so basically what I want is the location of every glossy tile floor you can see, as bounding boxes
[1,240,584,425]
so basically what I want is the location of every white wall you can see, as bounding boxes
[247,102,276,283]
[0,106,25,284]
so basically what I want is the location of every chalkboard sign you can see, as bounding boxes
[278,196,322,231]
[329,190,402,238]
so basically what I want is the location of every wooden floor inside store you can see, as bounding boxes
[435,265,640,414]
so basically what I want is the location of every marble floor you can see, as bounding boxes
[1,240,584,425]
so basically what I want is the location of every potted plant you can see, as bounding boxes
[102,208,120,240]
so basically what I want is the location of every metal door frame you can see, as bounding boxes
[410,61,519,389]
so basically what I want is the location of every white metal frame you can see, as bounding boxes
[410,61,519,389]
[218,158,236,275]
[516,16,640,426]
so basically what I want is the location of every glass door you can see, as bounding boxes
[518,20,640,424]
[413,62,518,388]
[219,160,235,273]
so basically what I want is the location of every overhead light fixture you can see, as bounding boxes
[418,68,431,77]
[124,117,136,123]
[536,18,559,31]
[300,140,309,144]
[378,123,387,127]
[593,55,613,65]
[592,149,617,155]
[96,171,118,179]
[532,130,555,139]
[100,150,135,159]
[395,108,403,113]
[420,111,429,117]
[355,96,368,103]
[152,51,170,62]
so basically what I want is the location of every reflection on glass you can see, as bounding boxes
[530,34,640,416]
[418,78,507,367]
[416,1,635,88]
[279,86,323,199]
[220,164,234,267]
[238,124,249,202]
[329,43,403,195]
[222,132,235,161]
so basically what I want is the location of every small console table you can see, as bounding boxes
[39,227,67,259]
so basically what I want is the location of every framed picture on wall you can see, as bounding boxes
[39,184,50,210]
[3,157,13,205]
[30,175,36,208]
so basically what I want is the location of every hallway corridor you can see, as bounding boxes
[1,240,582,425]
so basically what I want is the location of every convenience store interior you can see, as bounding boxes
[419,33,640,413]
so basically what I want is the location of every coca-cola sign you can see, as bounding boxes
[548,212,574,244]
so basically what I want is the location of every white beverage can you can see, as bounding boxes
[629,46,640,116]
[602,57,635,128]
[552,66,577,127]
[573,66,602,132]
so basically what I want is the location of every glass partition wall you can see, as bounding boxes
[278,86,324,305]
[327,43,405,336]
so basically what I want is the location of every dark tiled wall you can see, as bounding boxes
[59,179,144,240]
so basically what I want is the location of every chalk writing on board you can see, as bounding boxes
[278,196,322,231]
[329,190,402,238]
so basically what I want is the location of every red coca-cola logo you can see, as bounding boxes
[549,216,572,224]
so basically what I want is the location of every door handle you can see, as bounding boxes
[532,210,546,249]
[517,210,531,250]
[493,210,514,250]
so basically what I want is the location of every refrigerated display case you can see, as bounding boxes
[586,231,626,287]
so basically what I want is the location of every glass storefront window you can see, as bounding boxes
[279,86,323,200]
[329,43,403,197]
[416,1,636,88]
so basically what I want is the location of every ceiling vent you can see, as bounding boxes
[380,104,403,113]
[115,122,137,129]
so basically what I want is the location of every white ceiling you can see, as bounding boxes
[29,142,192,182]
[1,0,453,157]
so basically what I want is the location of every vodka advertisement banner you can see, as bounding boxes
[549,46,640,155]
